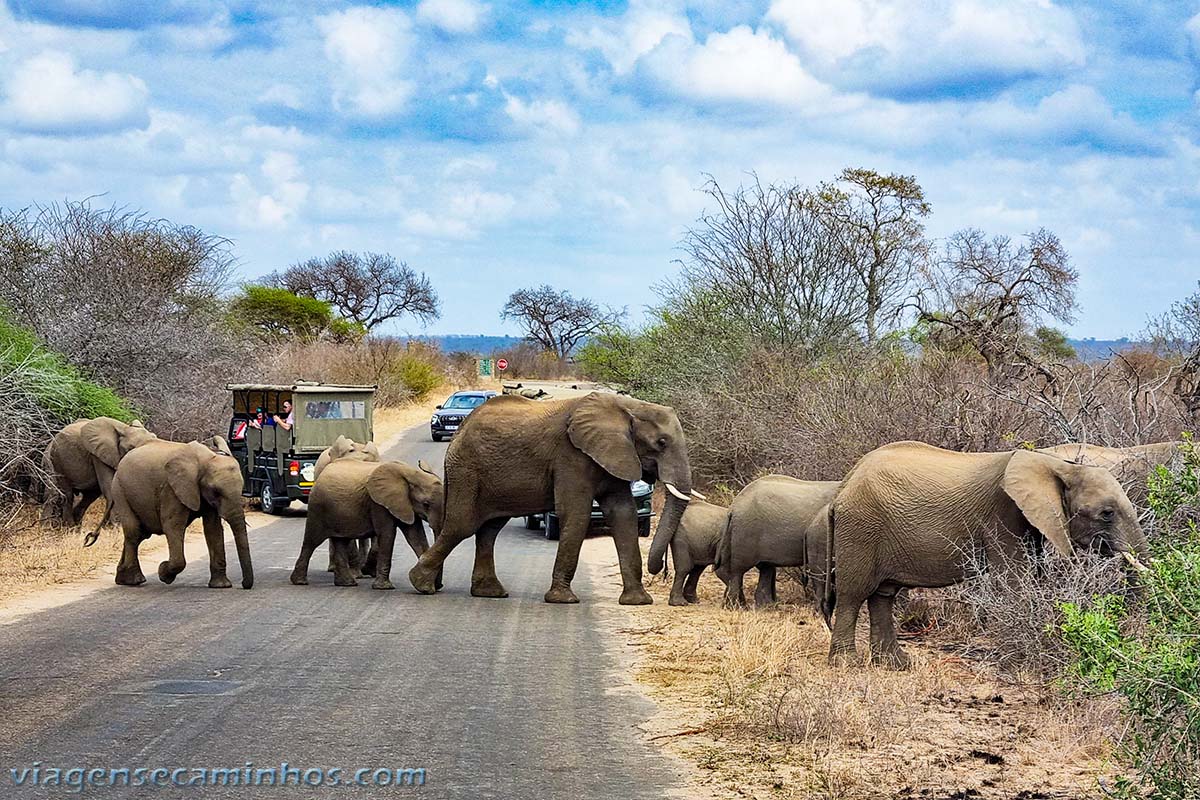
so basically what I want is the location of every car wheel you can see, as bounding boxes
[545,515,560,541]
[638,517,652,537]
[431,433,442,442]
[260,478,285,515]
[525,515,542,530]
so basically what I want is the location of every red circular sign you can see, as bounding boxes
[496,358,509,371]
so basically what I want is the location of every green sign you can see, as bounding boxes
[477,358,493,377]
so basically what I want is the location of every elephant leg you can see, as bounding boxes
[369,509,398,590]
[598,491,651,605]
[755,564,778,608]
[683,566,704,604]
[114,522,147,586]
[156,528,187,585]
[399,520,429,560]
[723,567,749,609]
[360,537,378,578]
[410,504,477,595]
[828,590,868,666]
[867,591,909,670]
[290,521,328,586]
[668,542,692,606]
[471,518,509,598]
[73,487,101,528]
[544,491,595,604]
[330,540,358,587]
[202,510,232,588]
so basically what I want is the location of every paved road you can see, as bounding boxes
[0,424,681,798]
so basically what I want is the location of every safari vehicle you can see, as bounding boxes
[525,480,655,540]
[226,382,376,514]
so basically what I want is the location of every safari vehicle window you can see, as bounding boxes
[304,400,367,420]
[444,395,486,410]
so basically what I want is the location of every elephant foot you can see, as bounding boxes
[208,574,233,589]
[471,578,509,598]
[115,567,146,586]
[334,575,358,587]
[827,647,861,668]
[544,585,579,604]
[409,564,439,595]
[871,648,911,671]
[289,570,308,586]
[619,586,653,606]
[683,592,699,604]
[668,594,690,607]
[157,562,180,584]
[371,578,395,591]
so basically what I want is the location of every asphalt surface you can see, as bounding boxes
[0,423,682,799]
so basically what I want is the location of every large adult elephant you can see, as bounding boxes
[42,417,158,541]
[291,459,443,589]
[1038,441,1178,503]
[110,440,253,589]
[407,392,698,605]
[713,475,840,609]
[826,441,1148,668]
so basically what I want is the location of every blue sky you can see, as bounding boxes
[0,0,1197,338]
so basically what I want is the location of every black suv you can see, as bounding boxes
[430,390,497,441]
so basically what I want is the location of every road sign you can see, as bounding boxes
[496,358,508,372]
[477,358,493,377]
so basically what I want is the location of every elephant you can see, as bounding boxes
[42,417,158,543]
[314,435,380,480]
[657,498,728,606]
[407,392,698,605]
[291,459,443,590]
[1037,441,1178,504]
[110,439,253,589]
[714,475,839,609]
[825,441,1148,668]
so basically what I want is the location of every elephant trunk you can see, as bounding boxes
[229,509,254,590]
[648,489,689,575]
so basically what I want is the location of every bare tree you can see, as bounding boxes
[1144,281,1200,417]
[274,251,440,331]
[916,228,1078,383]
[818,168,931,343]
[675,175,863,354]
[501,286,624,360]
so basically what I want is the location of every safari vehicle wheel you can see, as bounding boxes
[525,515,542,530]
[545,515,560,541]
[259,478,285,515]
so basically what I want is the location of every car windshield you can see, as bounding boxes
[444,395,487,410]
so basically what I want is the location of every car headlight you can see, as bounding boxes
[431,415,439,425]
[631,480,651,494]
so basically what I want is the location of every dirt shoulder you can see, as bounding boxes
[581,536,1119,800]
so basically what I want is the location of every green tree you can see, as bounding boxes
[229,285,334,341]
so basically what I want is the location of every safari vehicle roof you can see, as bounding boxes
[227,382,375,452]
[226,382,376,394]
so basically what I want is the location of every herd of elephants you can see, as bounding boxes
[42,391,1172,668]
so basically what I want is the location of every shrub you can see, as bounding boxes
[271,338,445,406]
[395,354,441,400]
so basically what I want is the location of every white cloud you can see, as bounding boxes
[504,94,580,136]
[230,151,309,230]
[2,50,148,134]
[767,0,1085,96]
[316,6,415,117]
[639,26,834,109]
[416,0,489,35]
[567,0,690,75]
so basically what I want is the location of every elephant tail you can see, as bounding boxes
[714,510,733,571]
[821,504,836,629]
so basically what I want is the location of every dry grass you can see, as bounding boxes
[621,543,1123,800]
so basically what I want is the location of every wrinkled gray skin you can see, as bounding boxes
[291,459,443,590]
[714,475,839,609]
[314,436,382,572]
[41,417,158,544]
[660,499,728,606]
[409,392,695,605]
[111,440,253,589]
[827,441,1149,669]
[1037,441,1178,504]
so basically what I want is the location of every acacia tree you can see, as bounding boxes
[675,175,863,354]
[916,228,1078,382]
[818,168,931,343]
[273,251,440,331]
[501,286,624,359]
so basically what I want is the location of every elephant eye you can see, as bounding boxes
[1098,508,1115,522]
[656,435,669,449]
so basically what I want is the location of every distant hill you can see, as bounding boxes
[416,335,526,355]
[1068,338,1144,360]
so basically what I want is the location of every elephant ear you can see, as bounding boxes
[567,393,642,482]
[1002,450,1073,557]
[366,462,416,524]
[330,435,354,459]
[207,435,232,456]
[164,445,204,511]
[363,441,380,460]
[81,418,124,469]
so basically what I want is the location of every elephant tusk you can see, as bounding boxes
[690,489,707,501]
[1121,551,1150,573]
[664,483,692,502]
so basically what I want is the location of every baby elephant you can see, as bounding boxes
[665,499,730,606]
[291,459,443,590]
[716,475,840,609]
[314,435,380,480]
